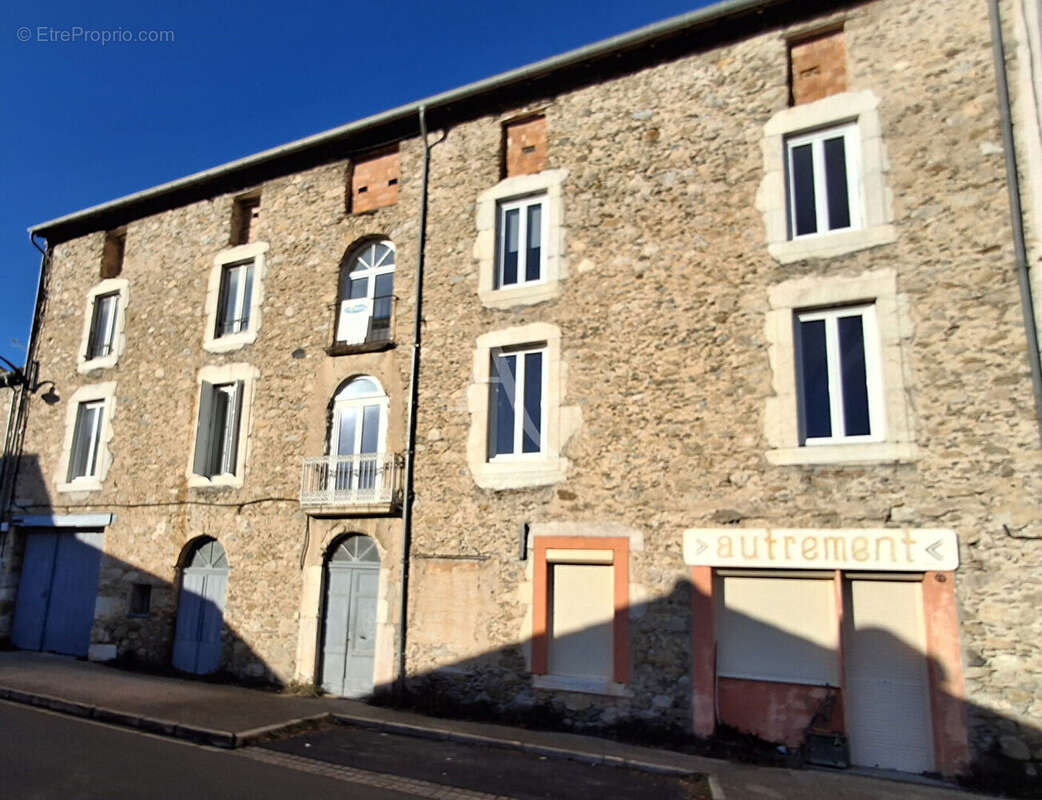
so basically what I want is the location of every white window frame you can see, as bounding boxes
[795,304,883,446]
[488,344,547,460]
[78,279,129,373]
[203,242,268,354]
[466,323,580,490]
[495,195,548,290]
[207,382,242,477]
[335,240,396,346]
[187,364,257,488]
[56,382,117,493]
[765,269,917,465]
[215,261,254,338]
[475,169,567,309]
[330,379,389,457]
[758,90,896,263]
[68,400,105,482]
[785,122,861,239]
[86,294,119,359]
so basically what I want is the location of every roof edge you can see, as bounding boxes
[30,0,779,238]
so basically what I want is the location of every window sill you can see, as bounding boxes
[472,457,567,490]
[326,339,396,357]
[203,330,257,354]
[77,354,119,374]
[57,478,104,494]
[766,441,919,466]
[718,673,837,688]
[532,674,628,697]
[768,224,897,264]
[478,281,560,310]
[187,473,244,490]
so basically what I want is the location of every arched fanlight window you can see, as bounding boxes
[182,537,229,569]
[335,376,381,400]
[328,534,381,564]
[336,240,395,346]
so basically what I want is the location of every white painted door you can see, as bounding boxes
[844,579,934,773]
[320,536,380,697]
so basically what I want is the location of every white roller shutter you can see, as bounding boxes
[717,575,839,685]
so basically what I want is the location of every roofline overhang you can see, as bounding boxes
[29,0,807,241]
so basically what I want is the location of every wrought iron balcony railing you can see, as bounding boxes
[299,452,404,510]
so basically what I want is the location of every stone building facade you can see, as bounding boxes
[2,0,1041,787]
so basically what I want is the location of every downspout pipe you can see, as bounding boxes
[989,0,1042,445]
[397,105,430,695]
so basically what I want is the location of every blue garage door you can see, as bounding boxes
[11,529,104,657]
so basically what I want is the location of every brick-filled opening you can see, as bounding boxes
[100,228,126,279]
[230,192,262,246]
[788,28,847,106]
[350,147,400,213]
[502,115,547,178]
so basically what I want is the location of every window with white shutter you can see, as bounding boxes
[192,381,245,479]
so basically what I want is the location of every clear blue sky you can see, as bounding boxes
[0,0,713,367]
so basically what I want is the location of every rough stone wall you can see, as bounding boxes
[11,148,421,683]
[402,0,1042,762]
[5,0,1041,779]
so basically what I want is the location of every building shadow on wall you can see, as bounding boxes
[1,453,281,688]
[359,572,1040,798]
[3,452,1038,795]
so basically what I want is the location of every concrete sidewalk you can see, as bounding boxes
[0,651,994,799]
[0,650,706,774]
[0,651,330,746]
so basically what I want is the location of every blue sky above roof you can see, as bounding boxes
[0,0,711,365]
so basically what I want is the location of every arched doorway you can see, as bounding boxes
[320,534,380,696]
[173,538,229,675]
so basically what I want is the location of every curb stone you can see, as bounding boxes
[1,683,713,787]
[0,683,317,750]
[331,711,700,777]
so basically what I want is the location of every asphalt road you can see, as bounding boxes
[0,700,415,799]
[263,722,709,800]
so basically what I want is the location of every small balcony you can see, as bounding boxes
[326,295,397,356]
[299,452,404,516]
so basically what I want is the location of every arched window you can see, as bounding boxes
[335,240,395,346]
[328,376,389,496]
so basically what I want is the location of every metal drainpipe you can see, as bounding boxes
[396,105,431,694]
[989,0,1042,445]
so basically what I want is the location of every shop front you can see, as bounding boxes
[684,527,968,776]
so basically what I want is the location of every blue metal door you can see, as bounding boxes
[172,540,229,675]
[11,529,103,657]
